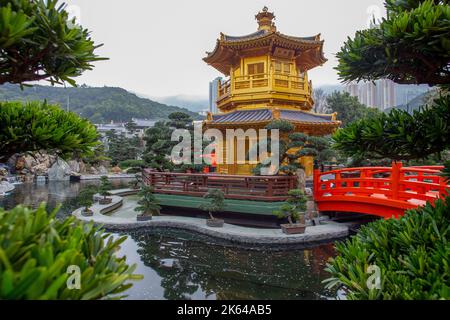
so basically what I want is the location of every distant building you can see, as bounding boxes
[208,77,222,114]
[345,79,396,111]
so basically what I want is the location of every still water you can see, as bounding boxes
[0,180,340,300]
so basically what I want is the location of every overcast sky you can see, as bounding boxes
[63,0,386,97]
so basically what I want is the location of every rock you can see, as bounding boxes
[34,163,49,176]
[89,167,99,175]
[111,166,122,174]
[0,181,14,194]
[15,156,26,171]
[47,158,72,181]
[79,161,86,174]
[98,165,108,175]
[68,160,81,173]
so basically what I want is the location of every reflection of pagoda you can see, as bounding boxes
[204,7,340,176]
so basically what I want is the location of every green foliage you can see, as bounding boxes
[333,95,450,160]
[81,143,110,166]
[168,112,193,129]
[323,196,450,300]
[98,176,112,198]
[326,91,381,127]
[199,189,226,219]
[254,120,335,175]
[0,0,106,86]
[143,121,175,171]
[336,0,450,85]
[77,186,97,211]
[0,204,142,299]
[273,189,307,224]
[105,130,142,166]
[0,84,201,123]
[0,101,99,162]
[135,186,161,217]
[442,161,450,182]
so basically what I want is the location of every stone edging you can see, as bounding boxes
[72,189,349,245]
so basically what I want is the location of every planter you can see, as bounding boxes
[137,215,152,221]
[82,209,93,217]
[206,218,224,228]
[281,223,306,235]
[99,198,112,205]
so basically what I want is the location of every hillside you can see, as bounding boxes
[0,84,201,123]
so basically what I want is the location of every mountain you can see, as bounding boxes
[386,90,434,114]
[0,84,202,123]
[146,94,209,113]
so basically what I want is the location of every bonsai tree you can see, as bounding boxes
[135,186,161,220]
[199,189,225,221]
[274,189,307,225]
[99,176,113,202]
[78,186,97,214]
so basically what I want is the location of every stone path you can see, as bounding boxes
[72,188,349,245]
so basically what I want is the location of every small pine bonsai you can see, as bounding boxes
[78,186,97,213]
[274,189,307,224]
[99,176,113,200]
[200,189,225,220]
[135,186,161,218]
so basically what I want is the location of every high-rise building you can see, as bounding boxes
[208,77,222,114]
[345,79,396,110]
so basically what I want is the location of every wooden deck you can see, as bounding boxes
[142,169,297,202]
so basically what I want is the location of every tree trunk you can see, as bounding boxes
[208,211,215,220]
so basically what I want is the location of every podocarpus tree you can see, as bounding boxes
[199,189,225,220]
[0,0,105,86]
[253,120,335,175]
[143,121,174,171]
[325,0,450,300]
[134,186,161,218]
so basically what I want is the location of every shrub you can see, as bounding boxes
[199,189,225,220]
[323,196,450,300]
[0,204,142,299]
[77,186,97,211]
[99,176,113,199]
[118,160,145,169]
[273,189,307,224]
[135,186,161,217]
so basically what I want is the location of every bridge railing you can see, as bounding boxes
[314,162,449,204]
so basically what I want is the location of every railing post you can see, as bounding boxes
[391,161,402,200]
[268,179,273,197]
[313,167,320,198]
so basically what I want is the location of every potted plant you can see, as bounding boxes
[274,189,307,234]
[135,186,161,221]
[78,187,96,216]
[200,189,226,228]
[98,175,113,205]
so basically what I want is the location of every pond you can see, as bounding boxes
[0,180,341,300]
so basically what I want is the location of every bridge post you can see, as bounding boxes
[313,162,320,199]
[391,161,403,200]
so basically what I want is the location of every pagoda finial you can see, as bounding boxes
[255,6,276,32]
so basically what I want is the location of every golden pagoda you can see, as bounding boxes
[203,7,340,176]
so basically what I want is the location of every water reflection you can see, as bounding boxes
[122,229,338,300]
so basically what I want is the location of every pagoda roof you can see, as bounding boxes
[204,9,327,75]
[207,109,339,127]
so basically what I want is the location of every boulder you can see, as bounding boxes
[15,156,26,171]
[98,165,108,175]
[111,166,122,174]
[79,161,86,174]
[68,160,81,173]
[89,167,99,175]
[0,181,14,194]
[47,159,72,181]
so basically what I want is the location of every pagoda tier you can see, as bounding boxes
[203,7,340,176]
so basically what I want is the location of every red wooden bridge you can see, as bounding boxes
[313,162,449,219]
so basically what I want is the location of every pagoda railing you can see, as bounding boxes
[217,73,310,104]
[143,169,297,201]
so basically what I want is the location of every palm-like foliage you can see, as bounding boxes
[134,186,161,217]
[0,204,142,299]
[323,196,450,300]
[0,101,99,162]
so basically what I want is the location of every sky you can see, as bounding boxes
[63,0,386,98]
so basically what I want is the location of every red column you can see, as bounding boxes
[391,161,403,200]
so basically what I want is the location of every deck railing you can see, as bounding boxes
[143,169,297,201]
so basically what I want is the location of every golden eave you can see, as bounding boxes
[203,31,327,75]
